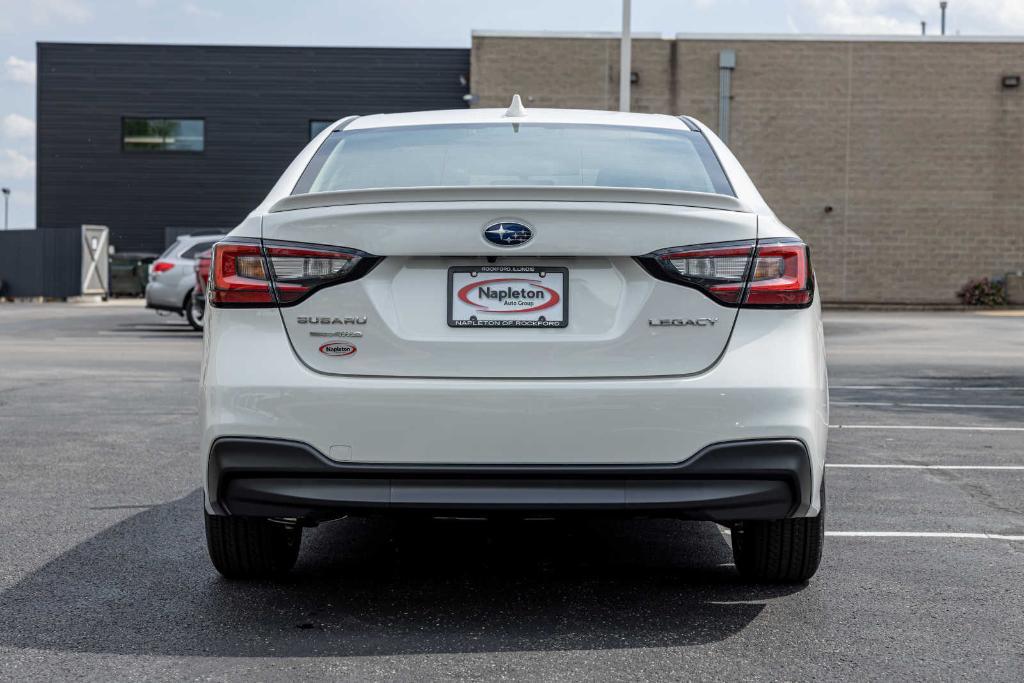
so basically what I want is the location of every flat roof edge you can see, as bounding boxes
[471,30,666,40]
[35,40,469,50]
[471,30,1024,44]
[673,32,1024,43]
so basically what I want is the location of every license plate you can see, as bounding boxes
[448,266,569,328]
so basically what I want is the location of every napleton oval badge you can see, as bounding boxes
[319,342,357,357]
[457,277,560,314]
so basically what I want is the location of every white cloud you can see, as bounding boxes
[30,0,93,25]
[792,0,1024,35]
[0,149,35,180]
[1,114,35,140]
[4,57,37,85]
[183,2,223,19]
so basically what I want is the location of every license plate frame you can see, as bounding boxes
[447,265,569,328]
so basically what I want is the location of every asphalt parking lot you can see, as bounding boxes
[0,302,1022,681]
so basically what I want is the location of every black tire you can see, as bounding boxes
[205,512,302,579]
[731,486,825,583]
[185,291,204,331]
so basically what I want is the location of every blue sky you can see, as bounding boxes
[1,0,1022,228]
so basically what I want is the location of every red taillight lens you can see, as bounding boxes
[638,239,813,308]
[209,241,274,306]
[745,241,812,307]
[208,239,378,308]
[152,261,175,273]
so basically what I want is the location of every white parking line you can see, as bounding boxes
[829,424,1024,432]
[831,401,1024,409]
[827,464,1024,470]
[719,529,1024,541]
[832,385,1021,392]
[827,531,1024,541]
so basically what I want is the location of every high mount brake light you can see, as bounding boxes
[208,239,379,308]
[637,239,813,308]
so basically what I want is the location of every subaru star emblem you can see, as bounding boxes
[483,222,533,247]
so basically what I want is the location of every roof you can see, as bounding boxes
[471,29,664,40]
[472,29,1024,44]
[345,107,689,131]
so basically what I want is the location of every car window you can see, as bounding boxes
[181,240,219,259]
[293,123,734,196]
[158,240,182,259]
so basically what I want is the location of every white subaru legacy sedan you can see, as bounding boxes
[201,100,827,583]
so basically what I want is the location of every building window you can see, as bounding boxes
[310,120,334,139]
[123,118,204,152]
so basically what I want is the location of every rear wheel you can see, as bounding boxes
[731,486,825,583]
[205,512,302,579]
[185,291,204,331]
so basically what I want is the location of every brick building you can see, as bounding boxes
[471,31,1024,304]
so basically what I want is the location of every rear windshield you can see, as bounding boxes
[293,123,733,196]
[158,240,181,259]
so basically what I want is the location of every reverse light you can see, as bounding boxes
[208,238,379,308]
[637,238,813,308]
[265,243,363,304]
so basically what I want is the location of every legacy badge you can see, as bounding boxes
[649,318,718,327]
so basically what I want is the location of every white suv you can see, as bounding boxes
[201,103,827,583]
[146,234,222,329]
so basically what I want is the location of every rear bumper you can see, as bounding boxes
[207,437,813,522]
[145,280,184,311]
[202,305,828,515]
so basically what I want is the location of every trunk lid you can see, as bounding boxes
[263,192,756,378]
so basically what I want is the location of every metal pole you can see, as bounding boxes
[921,21,926,36]
[718,50,736,144]
[619,0,632,112]
[940,2,947,36]
[1,189,9,231]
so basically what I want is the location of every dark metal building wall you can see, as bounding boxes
[36,43,470,252]
[0,229,81,297]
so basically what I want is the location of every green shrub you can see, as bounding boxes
[956,277,1008,306]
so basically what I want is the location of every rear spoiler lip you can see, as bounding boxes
[268,186,752,214]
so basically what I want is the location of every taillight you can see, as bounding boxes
[637,238,813,308]
[209,241,273,306]
[152,261,175,273]
[208,238,379,308]
[744,241,813,307]
[645,241,755,305]
[264,242,367,304]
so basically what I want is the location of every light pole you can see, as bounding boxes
[1,188,9,231]
[619,0,632,112]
